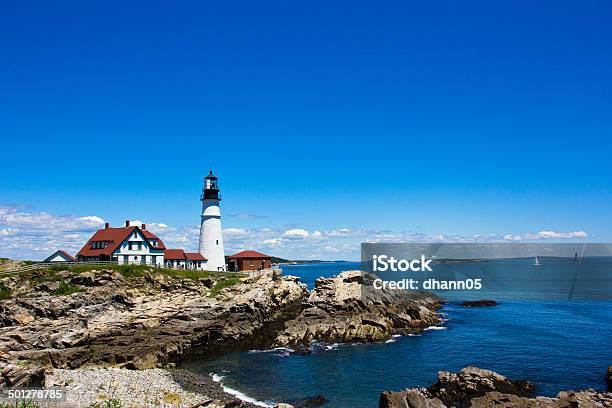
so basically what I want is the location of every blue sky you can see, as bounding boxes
[1,1,611,260]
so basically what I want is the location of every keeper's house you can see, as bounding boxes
[76,221,166,267]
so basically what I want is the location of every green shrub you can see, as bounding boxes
[0,282,13,299]
[52,281,85,296]
[0,401,41,408]
[88,399,123,408]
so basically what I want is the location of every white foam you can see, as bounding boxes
[424,325,447,331]
[210,373,274,407]
[248,347,295,354]
[385,339,396,343]
[392,334,401,338]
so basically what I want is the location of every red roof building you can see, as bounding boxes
[227,250,272,271]
[164,249,208,270]
[76,221,166,267]
[75,220,213,271]
[44,250,76,263]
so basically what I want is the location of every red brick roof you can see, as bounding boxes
[228,250,271,259]
[185,252,207,261]
[76,226,165,258]
[164,249,186,260]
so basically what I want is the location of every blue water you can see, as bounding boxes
[184,263,612,407]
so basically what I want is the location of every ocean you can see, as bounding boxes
[183,262,612,407]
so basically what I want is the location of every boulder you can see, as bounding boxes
[379,367,612,408]
[34,281,60,292]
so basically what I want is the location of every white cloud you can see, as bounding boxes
[0,203,592,262]
[282,229,310,239]
[223,227,250,238]
[262,238,282,247]
[0,205,106,260]
[504,230,588,241]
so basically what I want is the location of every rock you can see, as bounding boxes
[0,269,309,389]
[0,362,45,389]
[70,270,122,287]
[460,300,497,307]
[607,366,612,391]
[294,395,328,407]
[292,344,311,355]
[70,271,97,286]
[380,388,446,408]
[34,281,60,292]
[276,404,295,408]
[13,311,34,325]
[200,278,215,288]
[274,271,442,347]
[379,367,612,408]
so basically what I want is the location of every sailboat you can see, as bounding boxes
[534,256,541,266]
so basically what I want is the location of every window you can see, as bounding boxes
[216,240,219,245]
[150,240,156,247]
[128,242,133,250]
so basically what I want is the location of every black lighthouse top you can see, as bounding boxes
[202,170,221,200]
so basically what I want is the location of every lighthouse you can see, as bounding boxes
[198,171,226,271]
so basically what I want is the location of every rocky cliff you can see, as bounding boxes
[379,366,612,408]
[0,267,442,397]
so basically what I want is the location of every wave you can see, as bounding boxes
[210,373,274,407]
[424,325,447,331]
[248,347,295,354]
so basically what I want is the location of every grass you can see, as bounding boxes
[51,280,86,296]
[209,277,241,296]
[0,282,13,299]
[29,263,242,281]
[88,399,123,408]
[10,263,246,297]
[0,401,41,408]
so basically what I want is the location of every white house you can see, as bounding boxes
[76,221,166,267]
[44,250,76,263]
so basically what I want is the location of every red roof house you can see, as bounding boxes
[76,221,166,266]
[227,250,272,271]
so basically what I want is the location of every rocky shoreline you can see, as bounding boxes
[3,266,608,407]
[0,267,442,407]
[380,366,612,408]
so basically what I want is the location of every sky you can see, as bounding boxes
[1,1,611,260]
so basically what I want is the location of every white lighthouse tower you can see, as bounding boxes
[198,171,226,271]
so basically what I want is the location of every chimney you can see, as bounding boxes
[125,220,130,227]
[142,223,146,230]
[104,222,109,229]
